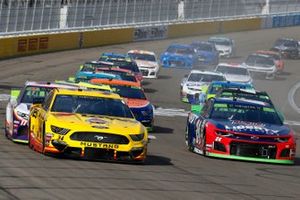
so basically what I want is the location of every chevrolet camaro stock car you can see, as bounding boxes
[160,44,199,68]
[180,70,225,103]
[208,36,235,58]
[5,81,77,143]
[28,88,148,162]
[128,50,160,79]
[185,97,296,164]
[214,63,253,84]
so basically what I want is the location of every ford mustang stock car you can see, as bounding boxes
[180,70,225,103]
[90,79,154,131]
[28,88,148,162]
[160,44,198,68]
[128,50,160,79]
[5,81,77,143]
[185,97,296,164]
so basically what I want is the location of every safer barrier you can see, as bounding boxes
[0,15,297,60]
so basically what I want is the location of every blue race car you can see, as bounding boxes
[160,44,198,68]
[191,41,219,67]
[185,97,296,164]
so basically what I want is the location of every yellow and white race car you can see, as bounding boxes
[28,88,148,162]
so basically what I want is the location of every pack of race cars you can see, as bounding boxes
[179,37,297,164]
[3,37,298,165]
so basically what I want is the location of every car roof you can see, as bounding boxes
[191,41,213,45]
[216,63,245,68]
[190,70,224,75]
[211,81,253,87]
[128,49,156,56]
[213,97,271,107]
[169,43,193,48]
[25,81,78,89]
[90,78,141,87]
[208,36,231,41]
[256,50,280,56]
[248,53,273,58]
[53,88,121,99]
[96,67,132,73]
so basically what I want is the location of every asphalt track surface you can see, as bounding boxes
[0,26,300,200]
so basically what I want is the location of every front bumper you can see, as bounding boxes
[46,139,147,162]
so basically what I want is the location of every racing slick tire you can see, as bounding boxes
[185,125,195,152]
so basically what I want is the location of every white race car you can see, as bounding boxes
[180,70,225,103]
[128,50,160,78]
[5,81,77,143]
[215,63,253,84]
[242,53,277,79]
[208,36,235,58]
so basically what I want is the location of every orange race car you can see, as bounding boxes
[91,79,154,131]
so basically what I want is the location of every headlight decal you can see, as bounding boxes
[130,133,145,141]
[50,125,70,135]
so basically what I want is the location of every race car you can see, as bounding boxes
[74,70,121,83]
[90,79,154,131]
[242,53,277,79]
[5,81,77,143]
[191,41,219,67]
[208,36,235,58]
[95,67,139,83]
[160,44,198,68]
[271,38,299,59]
[256,50,284,73]
[99,53,143,81]
[128,50,160,79]
[185,97,296,164]
[214,63,252,83]
[28,89,148,162]
[180,70,225,103]
[191,81,255,114]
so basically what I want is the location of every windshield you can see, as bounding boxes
[106,60,140,72]
[246,55,274,66]
[51,95,133,118]
[166,46,194,55]
[284,40,298,47]
[209,84,253,94]
[110,85,146,99]
[210,103,282,125]
[21,86,52,103]
[193,43,213,51]
[128,53,156,62]
[209,39,231,46]
[188,73,225,82]
[216,65,248,75]
[218,92,272,105]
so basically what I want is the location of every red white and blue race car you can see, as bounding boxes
[5,81,77,143]
[185,97,296,164]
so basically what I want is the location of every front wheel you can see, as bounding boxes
[185,125,195,152]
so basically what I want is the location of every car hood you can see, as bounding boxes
[135,60,158,69]
[50,113,142,133]
[185,81,206,89]
[161,52,192,59]
[197,50,215,57]
[223,74,251,82]
[210,119,290,136]
[215,45,231,51]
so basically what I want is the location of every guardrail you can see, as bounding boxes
[0,0,299,36]
[0,0,300,59]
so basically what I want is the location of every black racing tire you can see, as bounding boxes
[185,125,195,152]
[201,132,207,156]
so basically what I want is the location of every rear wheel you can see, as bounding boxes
[200,132,207,156]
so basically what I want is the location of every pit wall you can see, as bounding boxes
[0,14,299,59]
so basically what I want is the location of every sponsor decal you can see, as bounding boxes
[87,118,108,125]
[80,142,119,149]
[133,26,167,41]
[225,121,280,135]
